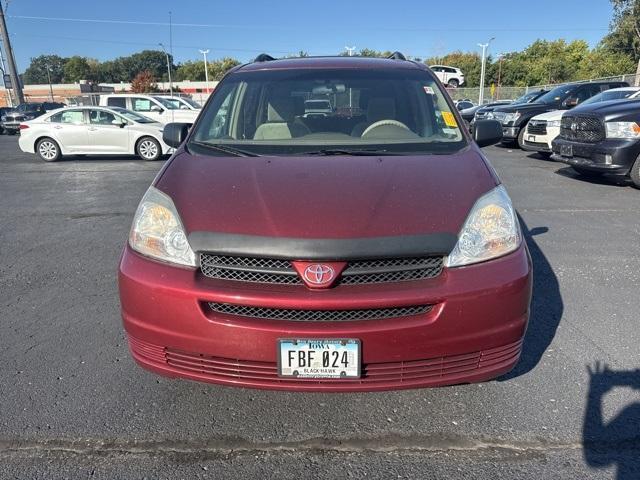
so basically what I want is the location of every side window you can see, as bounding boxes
[107,97,127,108]
[132,98,153,112]
[209,87,236,139]
[445,67,457,74]
[89,110,118,125]
[50,110,85,124]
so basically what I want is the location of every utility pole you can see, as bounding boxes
[477,37,494,105]
[199,49,210,93]
[496,53,504,101]
[0,1,23,104]
[0,44,11,107]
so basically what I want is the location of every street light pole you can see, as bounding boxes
[199,49,210,93]
[477,37,494,105]
[46,65,54,101]
[344,46,356,57]
[496,53,504,100]
[158,43,173,98]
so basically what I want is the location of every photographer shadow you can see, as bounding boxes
[583,362,640,479]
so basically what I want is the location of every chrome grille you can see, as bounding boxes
[560,115,605,143]
[199,254,444,286]
[527,121,547,135]
[208,302,432,322]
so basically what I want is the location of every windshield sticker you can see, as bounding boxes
[442,111,458,128]
[423,86,435,95]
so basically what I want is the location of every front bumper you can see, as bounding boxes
[2,122,21,132]
[502,126,520,139]
[521,127,560,153]
[552,137,640,175]
[119,244,532,392]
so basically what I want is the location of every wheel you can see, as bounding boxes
[447,79,459,88]
[36,137,61,162]
[517,124,528,149]
[630,155,640,188]
[136,136,161,161]
[572,166,602,178]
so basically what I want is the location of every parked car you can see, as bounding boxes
[99,94,200,124]
[551,99,640,188]
[460,100,512,124]
[0,107,12,134]
[1,102,66,134]
[18,106,172,162]
[303,99,333,117]
[456,100,475,111]
[522,87,640,157]
[430,65,465,88]
[492,80,628,148]
[477,90,547,123]
[157,95,202,110]
[119,53,531,392]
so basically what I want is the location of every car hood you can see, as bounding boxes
[156,148,497,241]
[531,110,564,121]
[163,110,200,122]
[493,102,555,114]
[570,98,640,116]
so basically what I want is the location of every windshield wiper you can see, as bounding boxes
[304,148,398,156]
[190,141,260,157]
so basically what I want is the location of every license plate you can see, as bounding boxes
[278,339,360,379]
[528,135,536,142]
[560,144,573,157]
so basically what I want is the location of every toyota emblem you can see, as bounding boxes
[303,264,335,286]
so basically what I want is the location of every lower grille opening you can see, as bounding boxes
[208,302,432,322]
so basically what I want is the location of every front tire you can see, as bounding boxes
[136,136,161,161]
[36,137,61,162]
[517,124,528,149]
[629,156,640,189]
[447,79,459,88]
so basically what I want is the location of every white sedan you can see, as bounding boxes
[18,106,173,162]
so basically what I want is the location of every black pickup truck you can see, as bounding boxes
[491,80,628,148]
[551,98,640,188]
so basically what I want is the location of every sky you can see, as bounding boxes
[3,0,617,72]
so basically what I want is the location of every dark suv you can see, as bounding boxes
[492,81,628,148]
[552,98,640,188]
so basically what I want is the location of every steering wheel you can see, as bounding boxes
[362,119,411,137]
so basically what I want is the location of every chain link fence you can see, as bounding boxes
[447,73,640,103]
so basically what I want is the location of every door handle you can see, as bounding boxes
[88,127,98,131]
[53,125,63,129]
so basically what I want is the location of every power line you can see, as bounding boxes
[7,14,609,32]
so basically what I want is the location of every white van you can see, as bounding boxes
[98,94,199,124]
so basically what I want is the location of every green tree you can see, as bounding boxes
[63,56,93,82]
[22,54,66,84]
[175,57,240,81]
[425,51,485,87]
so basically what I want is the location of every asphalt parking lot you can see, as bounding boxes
[1,135,639,479]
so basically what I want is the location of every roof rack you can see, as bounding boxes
[387,51,407,61]
[254,53,276,62]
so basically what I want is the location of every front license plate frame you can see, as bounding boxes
[277,339,361,379]
[560,144,573,157]
[527,135,536,143]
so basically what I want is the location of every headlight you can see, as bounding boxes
[547,120,561,128]
[129,186,196,267]
[605,121,640,139]
[445,185,521,268]
[485,112,494,119]
[503,112,521,124]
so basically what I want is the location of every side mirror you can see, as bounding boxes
[474,119,503,148]
[563,97,578,108]
[112,119,127,128]
[151,105,163,113]
[163,122,192,148]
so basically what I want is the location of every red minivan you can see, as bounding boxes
[118,53,532,391]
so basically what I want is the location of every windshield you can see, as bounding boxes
[534,85,574,105]
[180,97,201,108]
[152,96,178,109]
[580,89,638,106]
[111,107,157,123]
[189,68,466,156]
[513,91,543,104]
